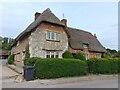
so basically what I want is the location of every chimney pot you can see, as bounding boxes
[61,19,67,26]
[35,12,41,20]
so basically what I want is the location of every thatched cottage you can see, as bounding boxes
[12,8,105,66]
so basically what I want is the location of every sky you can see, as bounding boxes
[1,2,118,50]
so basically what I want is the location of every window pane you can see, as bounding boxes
[60,34,62,40]
[83,44,88,48]
[47,31,51,39]
[55,55,59,58]
[56,33,58,40]
[51,55,54,58]
[46,51,50,58]
[51,32,54,40]
[46,55,50,58]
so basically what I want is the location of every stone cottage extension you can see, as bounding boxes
[12,8,105,66]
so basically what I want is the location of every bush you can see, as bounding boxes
[87,58,119,74]
[34,58,87,79]
[26,57,41,66]
[8,52,14,64]
[75,52,86,61]
[62,51,73,58]
[24,45,30,65]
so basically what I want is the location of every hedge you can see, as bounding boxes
[25,57,41,66]
[34,58,87,79]
[87,58,120,74]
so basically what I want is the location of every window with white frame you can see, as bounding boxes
[46,51,59,58]
[46,30,61,41]
[96,53,101,58]
[83,44,88,48]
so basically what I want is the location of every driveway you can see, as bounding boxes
[1,59,18,89]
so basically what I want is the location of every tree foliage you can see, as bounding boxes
[0,36,14,50]
[104,48,119,58]
[8,52,14,64]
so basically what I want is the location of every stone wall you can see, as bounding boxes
[12,34,29,67]
[29,22,68,58]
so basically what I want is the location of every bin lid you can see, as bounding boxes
[24,65,34,69]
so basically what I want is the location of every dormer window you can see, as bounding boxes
[83,44,88,48]
[83,43,89,48]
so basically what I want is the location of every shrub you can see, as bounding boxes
[26,57,41,66]
[87,58,119,74]
[34,58,87,79]
[24,45,30,65]
[8,52,14,64]
[75,52,86,61]
[62,51,73,58]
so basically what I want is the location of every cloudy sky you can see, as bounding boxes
[1,2,118,50]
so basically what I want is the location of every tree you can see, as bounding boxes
[0,36,2,50]
[104,48,118,58]
[24,45,30,65]
[0,36,14,50]
[8,52,14,64]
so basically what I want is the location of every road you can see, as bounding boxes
[41,78,118,88]
[1,59,119,88]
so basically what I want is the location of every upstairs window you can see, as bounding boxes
[46,30,61,41]
[83,43,89,48]
[47,31,51,40]
[55,32,59,40]
[83,44,88,48]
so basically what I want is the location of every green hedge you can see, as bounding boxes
[87,58,120,74]
[26,57,41,66]
[34,58,87,79]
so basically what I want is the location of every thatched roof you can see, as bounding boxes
[14,8,105,52]
[66,27,106,52]
[16,8,64,41]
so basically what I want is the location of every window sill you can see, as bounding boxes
[46,39,60,42]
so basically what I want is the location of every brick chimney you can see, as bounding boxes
[35,12,41,20]
[61,19,67,26]
[93,33,97,38]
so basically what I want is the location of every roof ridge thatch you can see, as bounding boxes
[67,27,92,35]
